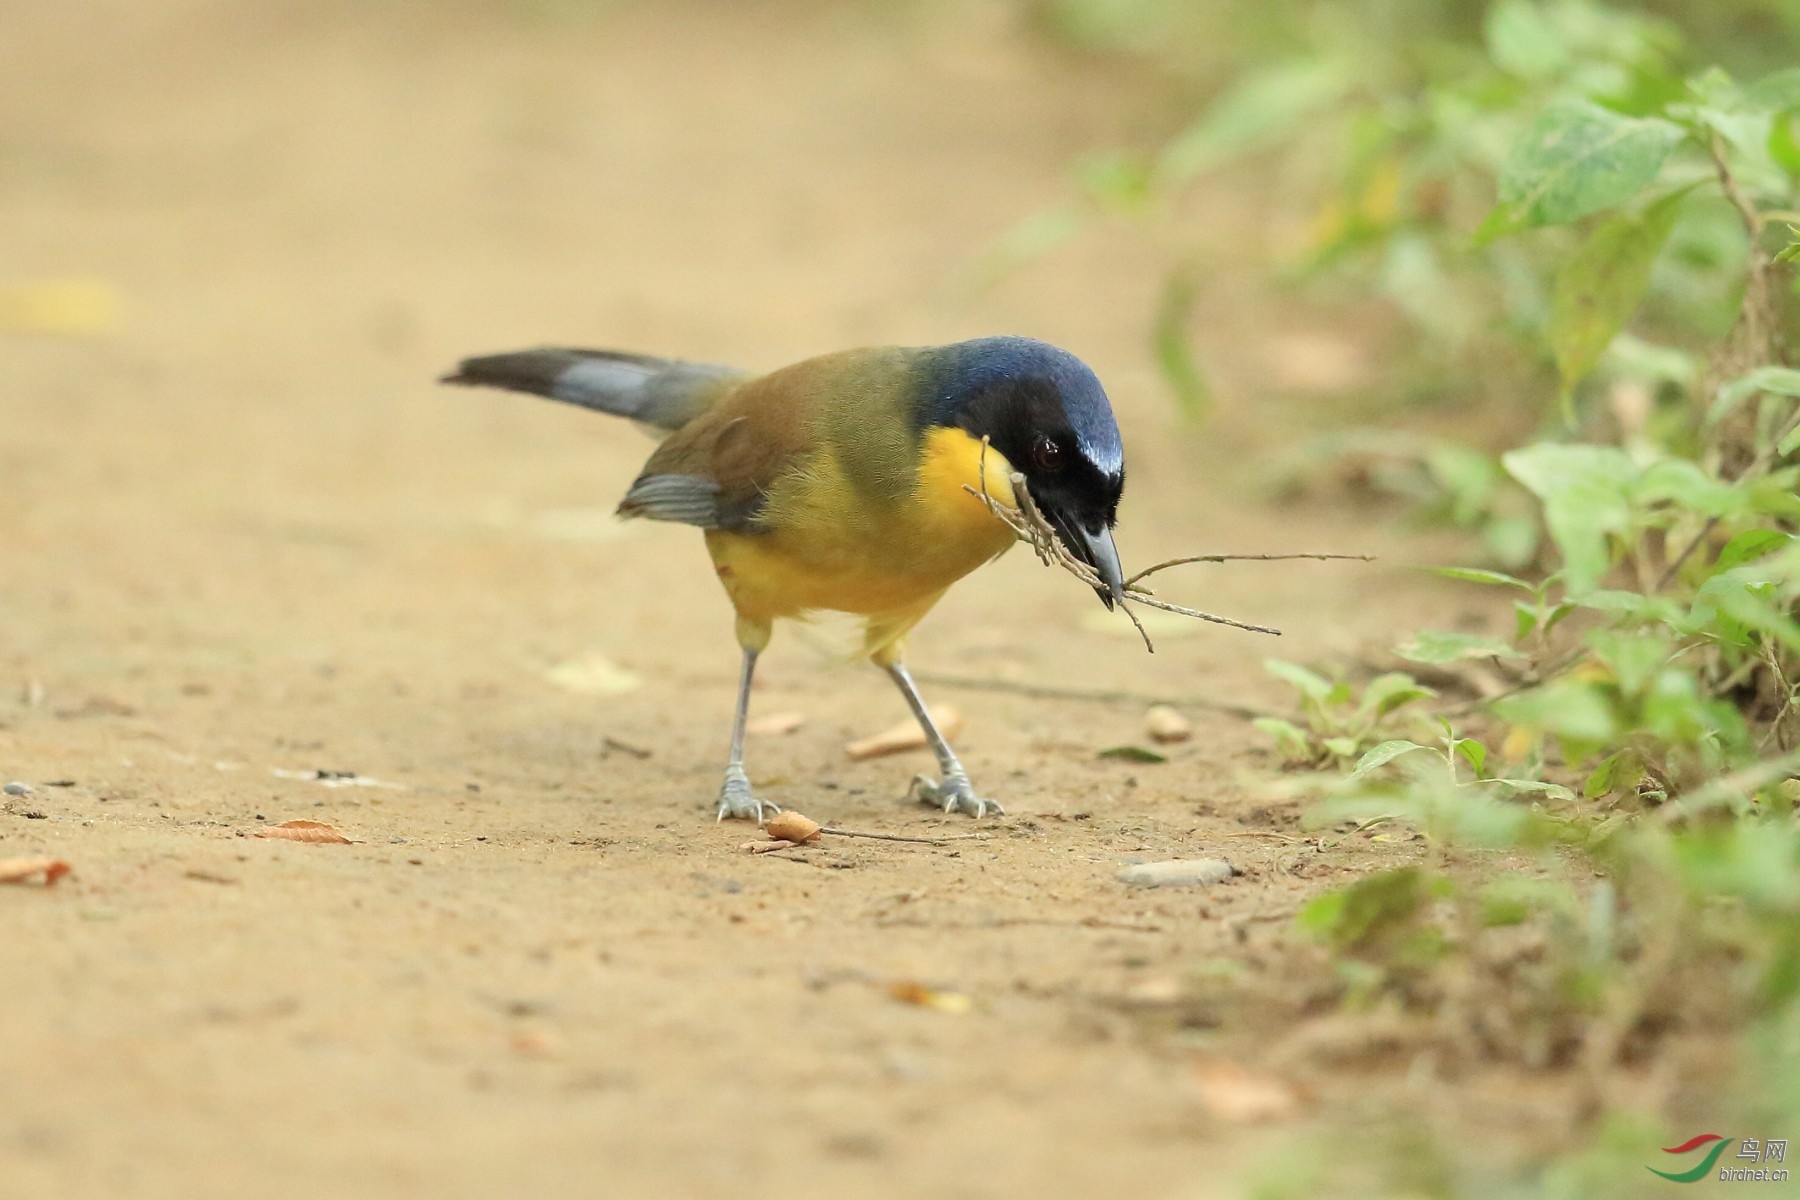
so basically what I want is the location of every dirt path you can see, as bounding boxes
[1,4,1462,1196]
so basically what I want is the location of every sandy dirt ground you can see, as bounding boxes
[1,4,1482,1197]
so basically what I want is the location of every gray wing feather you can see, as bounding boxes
[617,473,766,532]
[618,474,724,527]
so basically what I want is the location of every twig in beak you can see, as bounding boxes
[967,439,1287,653]
[1124,552,1374,590]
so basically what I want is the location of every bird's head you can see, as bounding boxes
[922,337,1126,608]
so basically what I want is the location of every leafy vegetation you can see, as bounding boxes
[1028,0,1800,1190]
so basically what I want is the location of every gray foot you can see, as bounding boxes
[717,765,778,824]
[909,772,1003,818]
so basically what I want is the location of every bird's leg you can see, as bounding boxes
[881,661,1002,818]
[716,646,778,823]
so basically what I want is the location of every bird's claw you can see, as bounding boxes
[909,772,1003,818]
[717,765,779,824]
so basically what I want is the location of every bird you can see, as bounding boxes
[441,336,1126,822]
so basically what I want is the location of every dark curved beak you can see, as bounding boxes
[1052,516,1126,610]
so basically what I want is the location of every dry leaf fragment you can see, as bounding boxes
[544,651,641,696]
[887,981,972,1013]
[0,856,71,885]
[740,839,800,854]
[1122,977,1183,1004]
[0,277,123,336]
[1191,1061,1301,1123]
[1145,705,1193,743]
[748,711,806,736]
[509,1029,557,1058]
[184,869,238,885]
[765,811,822,843]
[845,705,963,760]
[255,820,352,845]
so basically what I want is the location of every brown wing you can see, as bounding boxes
[617,347,924,532]
[618,376,814,531]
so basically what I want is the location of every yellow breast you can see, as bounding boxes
[704,427,1018,627]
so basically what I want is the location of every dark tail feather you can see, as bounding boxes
[441,347,743,432]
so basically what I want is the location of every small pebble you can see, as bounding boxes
[1144,705,1192,744]
[3,782,33,798]
[1116,858,1234,888]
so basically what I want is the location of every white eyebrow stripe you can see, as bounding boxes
[1079,436,1124,475]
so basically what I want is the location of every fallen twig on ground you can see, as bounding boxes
[910,671,1276,721]
[821,826,986,845]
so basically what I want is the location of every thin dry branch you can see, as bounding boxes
[1125,552,1373,590]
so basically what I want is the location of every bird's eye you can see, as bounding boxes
[1031,436,1066,473]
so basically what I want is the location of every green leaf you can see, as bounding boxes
[1480,891,1531,927]
[1351,739,1430,778]
[1604,334,1698,389]
[1321,736,1360,759]
[1153,268,1210,420]
[1587,628,1673,696]
[1155,58,1349,186]
[1483,515,1542,570]
[1480,878,1579,927]
[1484,0,1568,81]
[1297,867,1431,953]
[1541,600,1581,634]
[1694,575,1800,656]
[1452,737,1488,777]
[1487,778,1579,803]
[1582,752,1619,799]
[1493,681,1619,743]
[1502,443,1638,593]
[1778,224,1800,265]
[1746,67,1800,113]
[1423,442,1499,525]
[1571,589,1678,621]
[1480,101,1684,239]
[1425,566,1536,592]
[1583,750,1642,799]
[1098,746,1167,763]
[1634,459,1748,518]
[1514,602,1540,642]
[1294,889,1346,938]
[1547,190,1687,392]
[1707,365,1800,429]
[1714,529,1791,573]
[1394,630,1525,665]
[1264,658,1335,701]
[973,204,1086,287]
[1252,717,1312,761]
[1771,118,1800,178]
[1075,150,1152,215]
[1358,673,1436,718]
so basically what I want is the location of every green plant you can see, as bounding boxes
[1253,658,1434,766]
[1025,1,1797,431]
[1032,1,1800,1188]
